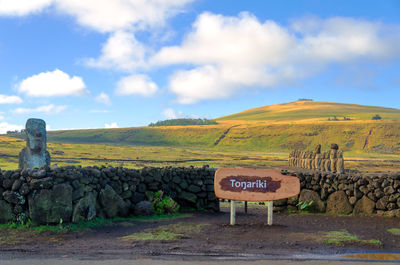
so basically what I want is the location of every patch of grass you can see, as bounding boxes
[119,222,206,242]
[320,230,382,247]
[387,228,400,236]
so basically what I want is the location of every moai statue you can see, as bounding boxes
[311,151,316,170]
[307,152,313,169]
[289,150,294,166]
[324,150,331,172]
[19,118,51,170]
[336,150,345,174]
[297,151,302,167]
[302,151,307,168]
[314,144,322,170]
[330,143,338,173]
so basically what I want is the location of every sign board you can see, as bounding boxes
[214,168,300,202]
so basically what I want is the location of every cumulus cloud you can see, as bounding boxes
[13,104,67,114]
[105,122,119,128]
[162,108,199,119]
[0,0,53,16]
[85,31,147,72]
[116,74,158,97]
[16,69,87,97]
[162,108,184,119]
[0,0,194,32]
[151,12,400,103]
[55,0,194,33]
[95,92,111,106]
[0,94,22,104]
[0,122,24,134]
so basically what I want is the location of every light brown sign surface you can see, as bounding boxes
[214,168,300,201]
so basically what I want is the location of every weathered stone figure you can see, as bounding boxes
[314,144,322,170]
[324,151,331,172]
[311,151,316,169]
[19,118,50,170]
[336,150,345,174]
[330,144,338,173]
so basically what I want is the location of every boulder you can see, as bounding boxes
[353,196,375,214]
[326,191,353,214]
[179,191,197,204]
[72,192,97,223]
[29,184,73,224]
[99,185,128,218]
[298,189,325,212]
[376,196,389,210]
[3,191,25,205]
[134,200,154,216]
[0,200,14,223]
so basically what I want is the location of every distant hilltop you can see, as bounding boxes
[216,100,400,124]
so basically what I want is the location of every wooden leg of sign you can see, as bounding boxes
[230,200,236,225]
[267,201,273,225]
[244,201,248,214]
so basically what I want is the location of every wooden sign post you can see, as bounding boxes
[214,168,300,225]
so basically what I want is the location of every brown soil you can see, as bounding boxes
[1,206,399,260]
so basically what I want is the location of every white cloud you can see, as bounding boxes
[0,0,53,16]
[13,104,67,114]
[17,69,87,97]
[162,108,184,119]
[116,74,158,97]
[162,108,199,119]
[0,0,194,32]
[151,12,400,103]
[0,122,24,134]
[0,115,4,120]
[54,0,194,33]
[85,31,146,72]
[105,122,119,128]
[0,94,22,104]
[95,92,111,106]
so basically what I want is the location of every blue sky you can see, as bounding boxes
[0,0,399,132]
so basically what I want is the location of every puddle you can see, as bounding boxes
[343,253,400,261]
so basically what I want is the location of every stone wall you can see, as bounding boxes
[279,170,400,217]
[0,166,218,224]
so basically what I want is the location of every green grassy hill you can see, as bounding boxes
[7,100,400,155]
[217,100,400,122]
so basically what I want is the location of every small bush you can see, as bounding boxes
[149,191,180,215]
[372,114,382,120]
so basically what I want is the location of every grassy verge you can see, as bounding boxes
[119,222,206,241]
[319,230,382,247]
[387,228,400,236]
[0,213,190,234]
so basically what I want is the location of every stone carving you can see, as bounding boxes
[288,144,345,173]
[314,144,321,170]
[336,150,345,174]
[18,118,51,170]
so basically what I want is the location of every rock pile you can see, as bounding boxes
[279,170,400,217]
[0,166,218,224]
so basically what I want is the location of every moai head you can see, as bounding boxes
[314,144,321,154]
[330,143,339,150]
[25,118,46,154]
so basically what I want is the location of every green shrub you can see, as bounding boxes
[148,191,180,215]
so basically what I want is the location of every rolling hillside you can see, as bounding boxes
[7,100,400,155]
[217,100,400,124]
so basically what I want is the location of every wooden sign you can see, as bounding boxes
[214,168,300,202]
